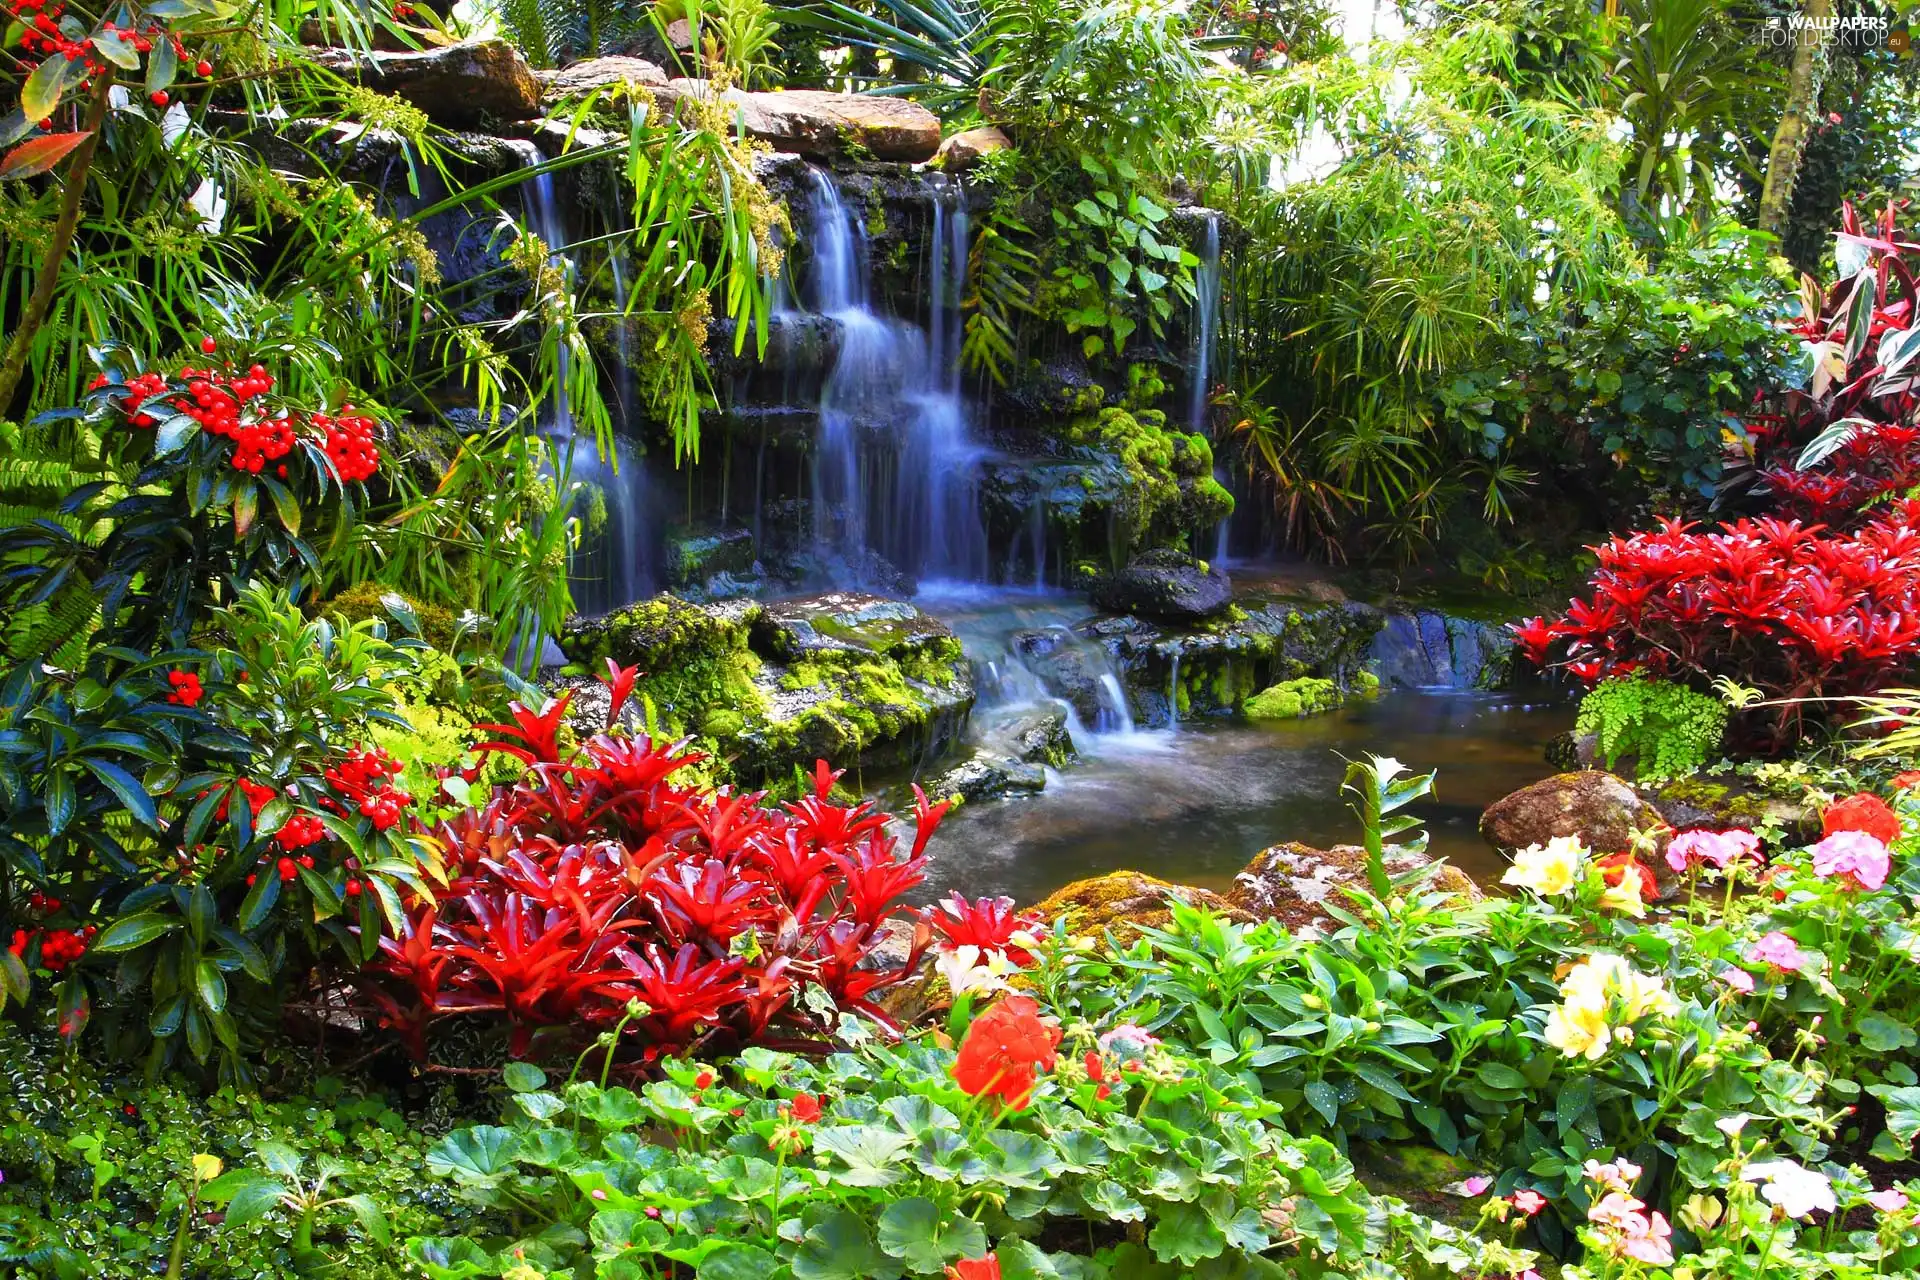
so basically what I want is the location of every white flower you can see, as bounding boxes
[933,945,1019,997]
[1714,1113,1752,1138]
[1743,1160,1836,1220]
[1503,836,1588,896]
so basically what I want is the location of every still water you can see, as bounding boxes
[916,688,1571,905]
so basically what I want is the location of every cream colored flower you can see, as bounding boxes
[1503,835,1588,896]
[1545,998,1612,1060]
[1600,876,1647,918]
[934,945,1020,996]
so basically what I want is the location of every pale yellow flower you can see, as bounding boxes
[1600,877,1647,918]
[1545,998,1612,1060]
[1502,835,1587,896]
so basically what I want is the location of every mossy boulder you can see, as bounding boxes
[1229,842,1480,934]
[321,582,458,650]
[1646,776,1816,843]
[1480,771,1668,862]
[1063,406,1234,551]
[557,592,972,781]
[1031,871,1252,942]
[1244,677,1345,721]
[1091,550,1232,622]
[665,525,757,589]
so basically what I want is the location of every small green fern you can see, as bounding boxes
[962,202,1040,386]
[1575,675,1729,780]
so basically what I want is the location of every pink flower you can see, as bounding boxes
[1510,1189,1547,1216]
[1622,1211,1674,1266]
[1811,830,1892,891]
[1868,1189,1910,1214]
[1589,1191,1648,1230]
[1747,931,1810,973]
[1461,1175,1493,1196]
[1720,967,1756,995]
[1666,829,1760,873]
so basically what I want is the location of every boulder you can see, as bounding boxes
[923,752,1047,804]
[1091,549,1231,622]
[1031,871,1251,941]
[753,591,961,664]
[1243,676,1345,721]
[1229,841,1480,934]
[1009,629,1126,727]
[978,705,1074,767]
[1368,609,1515,690]
[648,81,940,162]
[936,125,1011,171]
[310,39,542,126]
[537,55,669,102]
[666,525,756,589]
[1480,771,1667,858]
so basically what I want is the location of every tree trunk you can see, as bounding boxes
[0,71,115,419]
[1758,0,1832,237]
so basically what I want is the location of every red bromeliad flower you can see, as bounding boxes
[1824,792,1903,846]
[928,894,1045,966]
[951,995,1062,1110]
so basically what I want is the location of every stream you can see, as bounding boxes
[904,585,1573,903]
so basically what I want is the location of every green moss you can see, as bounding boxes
[324,582,457,650]
[559,594,769,751]
[1067,405,1234,549]
[1244,677,1345,721]
[1657,776,1768,825]
[1353,669,1381,697]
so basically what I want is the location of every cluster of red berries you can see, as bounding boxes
[8,925,96,971]
[322,745,412,831]
[278,813,328,850]
[246,851,317,887]
[392,1,418,16]
[6,0,215,118]
[93,339,382,483]
[314,408,381,483]
[166,669,203,707]
[202,776,276,823]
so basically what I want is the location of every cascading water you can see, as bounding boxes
[1186,213,1233,565]
[513,146,655,614]
[804,169,989,588]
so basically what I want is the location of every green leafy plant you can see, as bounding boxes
[1575,674,1731,780]
[1338,753,1434,898]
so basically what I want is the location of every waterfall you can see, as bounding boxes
[1187,213,1232,566]
[804,169,990,590]
[512,145,655,615]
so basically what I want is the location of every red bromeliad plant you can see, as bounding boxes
[356,671,951,1060]
[1514,505,1920,745]
[1517,203,1920,748]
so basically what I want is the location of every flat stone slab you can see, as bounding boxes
[310,39,542,127]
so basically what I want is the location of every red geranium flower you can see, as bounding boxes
[1824,793,1902,847]
[1595,852,1658,901]
[946,1256,1000,1280]
[1893,772,1920,791]
[787,1092,823,1124]
[951,995,1060,1110]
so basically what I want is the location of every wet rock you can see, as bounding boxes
[538,55,669,102]
[310,39,542,127]
[666,525,756,589]
[923,752,1047,804]
[978,705,1074,767]
[649,81,941,162]
[936,125,1011,172]
[561,592,758,670]
[1091,549,1231,622]
[1031,871,1252,941]
[1229,841,1480,934]
[1010,629,1124,726]
[1368,609,1515,690]
[1480,770,1667,858]
[1643,777,1814,842]
[1243,677,1345,721]
[753,592,961,663]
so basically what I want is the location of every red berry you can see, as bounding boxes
[195,59,211,76]
[345,879,363,897]
[150,90,168,105]
[200,336,217,353]
[277,857,297,881]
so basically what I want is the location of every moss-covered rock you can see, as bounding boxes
[665,525,757,588]
[1063,405,1234,551]
[1244,677,1344,721]
[1030,871,1252,942]
[1090,550,1232,622]
[558,591,975,782]
[322,582,458,650]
